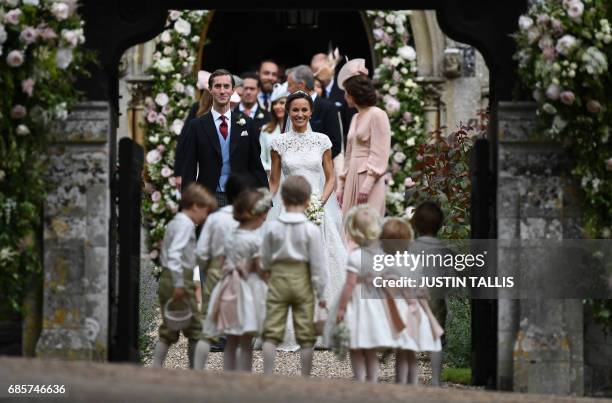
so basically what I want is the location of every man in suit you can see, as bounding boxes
[311,53,357,149]
[181,69,269,207]
[257,60,279,111]
[234,72,270,131]
[286,65,342,159]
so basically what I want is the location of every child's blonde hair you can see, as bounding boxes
[380,217,414,254]
[233,188,273,223]
[180,183,217,210]
[344,205,381,246]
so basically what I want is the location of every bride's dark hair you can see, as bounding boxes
[285,91,314,113]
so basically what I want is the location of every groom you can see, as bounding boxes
[181,69,269,206]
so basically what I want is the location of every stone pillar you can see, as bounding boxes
[416,77,444,138]
[36,102,113,361]
[497,102,584,395]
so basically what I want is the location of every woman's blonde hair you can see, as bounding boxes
[344,205,381,246]
[380,217,414,254]
[179,183,217,210]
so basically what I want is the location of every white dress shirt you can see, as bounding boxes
[195,206,239,262]
[325,78,334,98]
[160,212,196,287]
[261,212,328,299]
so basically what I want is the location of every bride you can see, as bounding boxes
[266,90,348,350]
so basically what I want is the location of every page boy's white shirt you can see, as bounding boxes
[195,205,239,262]
[160,212,196,288]
[261,212,328,300]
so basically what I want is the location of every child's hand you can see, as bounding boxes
[259,270,270,282]
[318,299,327,309]
[172,287,186,301]
[336,307,345,323]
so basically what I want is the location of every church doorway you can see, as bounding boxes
[199,10,373,75]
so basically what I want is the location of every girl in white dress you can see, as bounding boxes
[326,205,398,383]
[203,188,273,371]
[267,91,348,350]
[260,83,289,174]
[380,218,444,385]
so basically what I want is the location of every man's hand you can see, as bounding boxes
[172,287,186,301]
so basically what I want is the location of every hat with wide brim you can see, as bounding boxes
[337,58,369,90]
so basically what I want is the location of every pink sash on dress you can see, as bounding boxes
[211,259,251,330]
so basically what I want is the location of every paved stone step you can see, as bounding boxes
[0,357,603,403]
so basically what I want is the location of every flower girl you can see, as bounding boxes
[326,205,400,383]
[380,217,444,385]
[203,188,273,371]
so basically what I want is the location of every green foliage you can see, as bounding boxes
[0,1,94,319]
[442,367,472,385]
[514,0,612,330]
[444,296,472,369]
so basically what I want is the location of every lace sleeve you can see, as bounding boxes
[316,132,332,155]
[269,136,285,156]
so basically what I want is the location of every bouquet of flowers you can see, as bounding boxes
[330,321,350,361]
[305,193,324,226]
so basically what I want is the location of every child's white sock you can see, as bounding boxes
[300,346,314,376]
[395,350,408,384]
[152,340,169,368]
[262,341,276,375]
[193,339,210,370]
[224,336,239,371]
[238,336,253,372]
[406,350,418,385]
[350,349,366,382]
[364,349,379,383]
[430,351,442,386]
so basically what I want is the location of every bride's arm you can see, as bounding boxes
[321,149,335,205]
[269,150,282,196]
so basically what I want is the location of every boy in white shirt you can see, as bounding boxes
[261,175,328,376]
[152,183,217,369]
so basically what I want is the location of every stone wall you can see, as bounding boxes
[496,102,584,395]
[36,102,114,361]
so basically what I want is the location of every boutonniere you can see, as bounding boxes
[237,118,246,126]
[257,112,264,119]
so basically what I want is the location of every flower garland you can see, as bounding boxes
[0,0,92,316]
[366,10,426,217]
[142,10,208,275]
[514,0,611,239]
[514,0,612,329]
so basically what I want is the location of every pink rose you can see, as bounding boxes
[151,191,162,202]
[6,50,24,67]
[10,105,26,119]
[404,177,416,188]
[168,176,177,187]
[51,3,70,20]
[384,96,400,114]
[146,149,162,164]
[156,114,167,126]
[403,111,413,123]
[5,9,22,25]
[167,200,178,214]
[144,182,155,194]
[567,0,584,20]
[542,47,556,61]
[156,145,166,153]
[20,27,38,44]
[149,249,159,259]
[560,91,575,105]
[382,33,393,46]
[146,110,157,123]
[586,100,602,114]
[536,14,550,26]
[40,27,58,41]
[161,166,173,178]
[21,78,35,97]
[162,104,172,115]
[373,28,384,41]
[551,18,564,34]
[374,17,384,27]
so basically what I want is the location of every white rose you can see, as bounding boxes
[566,0,584,20]
[390,57,401,67]
[155,93,169,107]
[55,48,73,68]
[545,83,561,100]
[404,206,416,219]
[16,124,30,136]
[23,0,40,5]
[174,18,191,36]
[51,3,70,21]
[385,14,395,24]
[527,27,541,44]
[397,45,416,61]
[6,50,24,67]
[555,35,577,56]
[61,29,82,47]
[185,85,195,99]
[518,15,533,31]
[170,119,183,135]
[162,46,173,56]
[173,82,185,93]
[389,86,399,95]
[169,10,181,21]
[0,25,6,44]
[395,24,405,35]
[406,137,416,146]
[154,57,173,73]
[160,31,172,43]
[146,149,162,164]
[393,151,407,164]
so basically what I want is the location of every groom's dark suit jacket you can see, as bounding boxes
[180,111,269,192]
[311,96,342,159]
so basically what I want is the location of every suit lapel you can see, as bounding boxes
[204,113,221,157]
[229,112,243,157]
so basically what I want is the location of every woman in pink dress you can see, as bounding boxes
[336,59,391,218]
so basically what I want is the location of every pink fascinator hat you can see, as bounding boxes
[196,70,211,90]
[337,58,369,90]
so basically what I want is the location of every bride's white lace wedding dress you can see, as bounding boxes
[266,129,348,351]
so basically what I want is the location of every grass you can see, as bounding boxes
[442,367,471,385]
